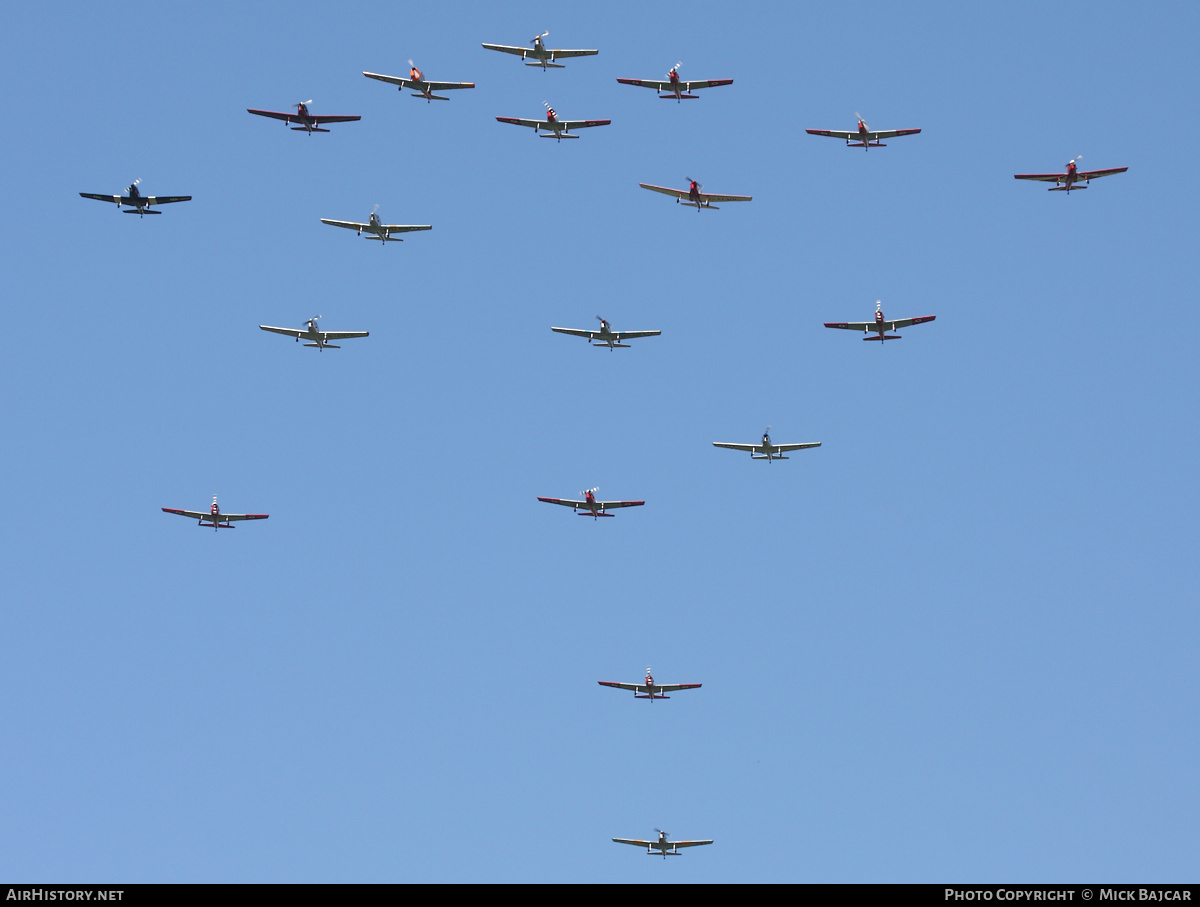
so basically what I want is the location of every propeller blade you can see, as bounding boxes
[531,30,548,43]
[408,59,414,68]
[372,203,380,216]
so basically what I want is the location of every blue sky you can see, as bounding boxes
[1,0,1197,882]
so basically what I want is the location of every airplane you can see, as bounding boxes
[537,488,644,519]
[616,63,732,102]
[639,179,751,212]
[824,300,936,343]
[246,101,361,134]
[806,113,921,150]
[481,31,597,70]
[496,103,610,140]
[320,206,432,244]
[612,830,713,859]
[162,496,268,531]
[598,668,701,701]
[362,62,475,102]
[713,428,821,462]
[1014,157,1128,193]
[551,316,660,350]
[259,316,368,351]
[79,180,191,217]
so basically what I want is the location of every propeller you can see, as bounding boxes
[294,99,312,109]
[308,314,323,327]
[530,30,548,44]
[1069,154,1082,166]
[371,203,380,217]
[123,177,141,195]
[408,58,415,68]
[595,314,605,323]
[856,111,867,127]
[685,175,703,190]
[670,61,682,74]
[654,828,669,837]
[583,486,599,497]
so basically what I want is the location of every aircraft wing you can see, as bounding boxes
[1078,167,1129,180]
[557,119,611,130]
[321,331,369,341]
[247,108,296,122]
[382,224,432,234]
[80,193,123,204]
[869,128,921,139]
[612,838,654,847]
[162,508,207,520]
[596,500,644,509]
[617,78,732,91]
[823,321,871,331]
[537,497,582,507]
[222,513,269,522]
[481,43,531,57]
[496,117,547,130]
[712,442,761,452]
[548,48,598,58]
[885,315,936,330]
[614,330,661,340]
[699,192,751,203]
[805,129,858,140]
[259,325,306,339]
[321,219,367,231]
[308,114,361,124]
[774,442,821,452]
[362,71,410,87]
[145,196,191,205]
[551,327,594,339]
[655,683,702,693]
[1013,172,1067,182]
[617,78,672,90]
[598,681,646,693]
[639,183,688,200]
[672,840,713,849]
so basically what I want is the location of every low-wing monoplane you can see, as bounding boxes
[1014,157,1128,193]
[162,496,268,531]
[259,316,368,351]
[612,830,713,859]
[481,31,597,69]
[713,428,821,462]
[246,101,361,134]
[806,113,920,150]
[362,62,475,102]
[824,301,935,343]
[599,668,701,701]
[639,178,751,212]
[551,316,660,350]
[616,63,732,102]
[496,103,610,140]
[537,488,644,519]
[79,180,191,217]
[321,206,432,244]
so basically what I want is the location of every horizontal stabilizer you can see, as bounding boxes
[751,454,788,460]
[659,94,698,99]
[527,61,565,68]
[634,694,669,699]
[291,126,331,132]
[365,235,402,241]
[411,93,449,100]
[124,208,161,214]
[1049,185,1085,191]
[578,511,615,517]
[594,342,630,347]
[863,335,902,341]
[303,343,340,348]
[540,133,579,138]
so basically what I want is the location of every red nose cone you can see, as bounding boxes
[411,68,421,81]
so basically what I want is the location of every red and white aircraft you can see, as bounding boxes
[162,496,268,531]
[1014,157,1128,193]
[806,113,920,150]
[613,830,713,859]
[639,178,751,212]
[616,63,732,102]
[537,488,644,519]
[362,62,475,102]
[599,668,701,701]
[246,101,361,134]
[825,301,935,343]
[551,316,660,350]
[496,103,610,140]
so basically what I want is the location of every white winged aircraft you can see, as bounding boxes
[321,206,432,244]
[80,180,191,217]
[162,497,268,531]
[639,178,751,212]
[259,316,368,351]
[598,668,701,701]
[481,31,597,70]
[612,830,713,859]
[551,316,660,350]
[713,429,821,462]
[496,103,610,140]
[362,62,475,102]
[806,113,921,150]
